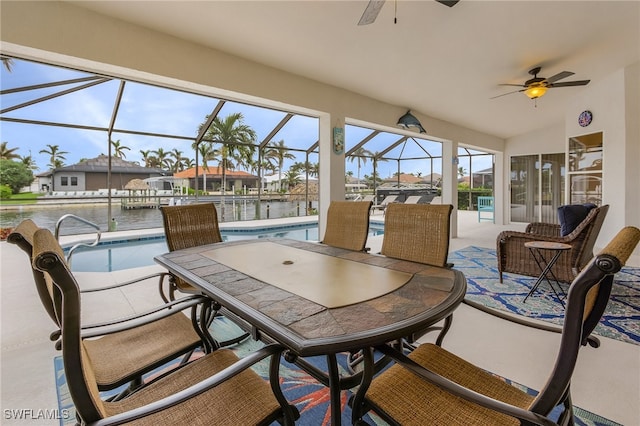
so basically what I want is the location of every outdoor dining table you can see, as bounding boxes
[154,238,467,425]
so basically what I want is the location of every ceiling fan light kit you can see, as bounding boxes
[493,66,591,102]
[397,110,427,133]
[524,85,548,99]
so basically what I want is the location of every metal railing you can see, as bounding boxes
[54,214,102,264]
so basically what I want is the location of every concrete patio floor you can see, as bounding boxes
[1,210,638,425]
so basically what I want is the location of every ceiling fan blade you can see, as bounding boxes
[499,84,526,88]
[490,89,525,99]
[358,0,386,25]
[545,71,574,84]
[436,0,460,6]
[549,80,591,87]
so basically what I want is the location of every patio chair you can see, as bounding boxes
[497,204,609,283]
[321,200,372,251]
[372,195,397,213]
[381,203,454,267]
[403,195,423,204]
[8,220,214,393]
[160,202,224,300]
[161,202,250,346]
[381,203,454,345]
[351,226,640,426]
[31,227,299,426]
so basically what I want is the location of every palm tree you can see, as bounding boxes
[0,142,20,160]
[152,148,170,171]
[139,150,153,167]
[183,158,195,169]
[346,170,354,183]
[264,140,295,192]
[192,142,216,193]
[39,144,68,169]
[283,169,301,190]
[1,57,14,72]
[169,148,186,172]
[20,154,38,172]
[348,147,373,186]
[200,113,257,196]
[458,166,467,179]
[111,139,130,159]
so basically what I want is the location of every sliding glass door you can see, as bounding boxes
[510,153,565,223]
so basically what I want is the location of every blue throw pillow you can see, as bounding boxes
[557,203,597,236]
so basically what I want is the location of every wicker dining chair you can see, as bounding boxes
[161,202,250,346]
[160,202,224,300]
[381,203,454,346]
[351,226,640,426]
[497,204,609,283]
[381,203,454,267]
[321,200,373,251]
[8,220,213,393]
[31,227,299,426]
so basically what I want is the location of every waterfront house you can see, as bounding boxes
[40,155,166,193]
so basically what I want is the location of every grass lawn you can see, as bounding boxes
[0,192,42,205]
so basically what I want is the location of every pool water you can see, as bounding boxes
[69,224,384,272]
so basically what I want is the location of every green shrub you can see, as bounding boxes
[0,159,34,193]
[0,185,12,199]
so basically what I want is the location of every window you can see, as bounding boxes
[510,153,565,223]
[60,177,68,186]
[70,177,78,186]
[568,132,602,206]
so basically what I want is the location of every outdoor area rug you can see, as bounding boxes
[55,316,622,426]
[450,246,640,345]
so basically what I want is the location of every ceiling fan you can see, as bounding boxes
[358,0,459,26]
[492,67,591,100]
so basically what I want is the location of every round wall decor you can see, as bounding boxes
[578,110,593,127]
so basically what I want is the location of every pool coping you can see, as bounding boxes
[59,216,386,248]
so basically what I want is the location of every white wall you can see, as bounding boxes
[505,63,639,256]
[566,64,639,253]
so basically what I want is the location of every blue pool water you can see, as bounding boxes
[69,223,384,272]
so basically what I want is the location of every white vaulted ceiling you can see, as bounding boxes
[69,0,639,139]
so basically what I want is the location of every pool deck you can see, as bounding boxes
[1,211,639,425]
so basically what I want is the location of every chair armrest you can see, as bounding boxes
[80,272,172,293]
[462,299,600,347]
[498,229,567,245]
[80,295,206,338]
[91,344,288,426]
[525,222,561,237]
[373,344,557,426]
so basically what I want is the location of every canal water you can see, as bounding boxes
[0,199,317,236]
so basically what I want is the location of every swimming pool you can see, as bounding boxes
[69,222,384,272]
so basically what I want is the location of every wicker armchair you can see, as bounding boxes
[8,220,212,393]
[31,228,299,426]
[351,226,640,426]
[497,204,609,283]
[321,200,372,251]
